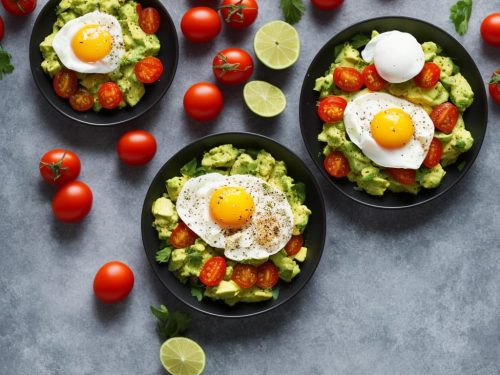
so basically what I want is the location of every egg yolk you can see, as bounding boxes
[71,24,113,62]
[210,187,254,229]
[370,108,414,149]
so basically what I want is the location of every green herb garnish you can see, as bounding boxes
[0,45,14,80]
[150,304,190,340]
[450,0,473,36]
[155,246,173,264]
[279,0,305,24]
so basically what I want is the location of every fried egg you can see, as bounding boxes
[344,92,434,169]
[52,11,125,74]
[176,173,295,261]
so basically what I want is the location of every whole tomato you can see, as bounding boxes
[481,13,500,46]
[220,0,258,29]
[181,7,221,42]
[93,261,134,304]
[311,0,343,10]
[117,130,157,166]
[183,82,224,121]
[0,15,4,41]
[1,0,37,15]
[489,69,500,104]
[39,149,81,186]
[52,181,93,223]
[212,48,254,85]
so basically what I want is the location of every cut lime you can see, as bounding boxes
[243,81,287,118]
[160,337,206,375]
[253,20,300,70]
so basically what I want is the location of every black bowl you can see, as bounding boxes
[141,132,326,318]
[29,0,178,126]
[299,17,488,209]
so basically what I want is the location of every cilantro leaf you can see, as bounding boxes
[280,0,305,25]
[150,304,170,322]
[186,247,203,265]
[191,286,205,302]
[180,158,198,177]
[150,304,190,340]
[0,46,14,80]
[272,287,280,300]
[155,246,173,264]
[350,34,371,49]
[450,0,473,36]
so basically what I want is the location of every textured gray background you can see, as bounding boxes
[1,0,500,374]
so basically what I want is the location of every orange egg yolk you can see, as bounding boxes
[370,108,414,149]
[71,24,112,62]
[210,186,254,229]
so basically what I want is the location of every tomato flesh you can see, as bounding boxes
[69,89,94,112]
[53,69,78,98]
[39,149,81,186]
[199,257,226,287]
[212,48,254,85]
[220,0,258,29]
[135,56,164,84]
[387,168,416,185]
[284,235,304,256]
[181,7,221,43]
[169,221,198,248]
[414,62,441,89]
[481,13,500,46]
[362,64,386,91]
[52,181,93,223]
[231,264,258,288]
[98,82,123,110]
[139,7,160,34]
[423,138,443,169]
[324,151,350,178]
[333,67,363,92]
[93,261,134,304]
[317,96,347,123]
[430,102,459,134]
[256,262,279,289]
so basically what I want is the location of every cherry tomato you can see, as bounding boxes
[220,0,258,29]
[117,130,157,166]
[489,69,500,104]
[1,0,36,15]
[414,62,441,89]
[181,7,221,43]
[430,102,459,134]
[231,264,257,288]
[169,221,198,249]
[481,13,500,46]
[284,235,304,257]
[317,96,347,123]
[199,256,226,287]
[362,64,386,91]
[53,69,78,99]
[212,48,254,85]
[311,0,343,10]
[97,82,123,110]
[183,82,224,121]
[423,138,443,169]
[256,261,279,289]
[138,6,160,34]
[324,151,350,178]
[39,149,81,186]
[386,168,416,185]
[52,181,93,223]
[333,67,364,92]
[135,56,163,84]
[93,261,134,304]
[0,15,4,41]
[69,89,94,112]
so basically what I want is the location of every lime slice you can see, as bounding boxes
[160,337,206,375]
[243,81,287,118]
[253,20,300,70]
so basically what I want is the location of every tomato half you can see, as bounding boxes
[52,181,93,223]
[231,264,257,288]
[181,7,221,43]
[256,262,279,289]
[199,256,226,287]
[93,261,134,304]
[324,151,350,178]
[53,69,78,99]
[39,149,81,186]
[386,168,416,185]
[311,0,343,10]
[414,62,441,89]
[489,70,500,104]
[220,0,258,29]
[135,56,164,84]
[423,138,443,169]
[0,15,4,41]
[481,13,500,46]
[212,48,254,85]
[117,130,157,166]
[317,96,347,123]
[183,82,224,121]
[362,64,386,91]
[97,82,123,110]
[1,0,36,15]
[333,67,364,92]
[430,102,459,134]
[284,235,304,256]
[169,221,198,248]
[138,6,160,34]
[69,89,94,112]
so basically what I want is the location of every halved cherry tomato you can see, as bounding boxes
[333,67,363,92]
[362,64,386,91]
[212,48,254,85]
[181,7,221,43]
[199,256,226,287]
[481,13,500,46]
[220,0,258,29]
[1,0,36,15]
[311,0,343,10]
[138,6,160,34]
[256,261,279,289]
[430,102,459,134]
[489,69,500,104]
[231,264,257,288]
[386,168,416,185]
[414,62,441,89]
[170,221,198,249]
[53,69,77,98]
[97,82,123,110]
[52,181,93,223]
[135,56,164,84]
[284,235,304,256]
[69,89,94,112]
[324,151,350,178]
[423,138,443,169]
[317,96,347,123]
[39,149,81,186]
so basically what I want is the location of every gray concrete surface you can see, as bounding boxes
[1,0,500,374]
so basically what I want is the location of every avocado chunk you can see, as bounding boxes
[417,165,446,189]
[421,41,442,61]
[205,280,241,300]
[152,196,179,240]
[292,204,311,235]
[435,115,474,166]
[168,248,187,272]
[432,56,454,79]
[202,145,241,168]
[335,43,366,70]
[230,153,258,175]
[166,176,188,202]
[256,151,276,179]
[292,247,308,262]
[270,250,300,282]
[441,73,474,111]
[387,81,449,107]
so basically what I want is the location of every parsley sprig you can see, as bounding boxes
[150,304,190,340]
[450,0,473,36]
[0,45,14,80]
[279,0,305,25]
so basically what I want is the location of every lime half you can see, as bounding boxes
[243,81,287,118]
[160,337,206,375]
[253,20,300,70]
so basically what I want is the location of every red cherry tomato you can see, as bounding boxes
[117,130,157,166]
[1,0,36,15]
[137,6,160,34]
[310,0,343,10]
[317,96,347,123]
[39,149,81,186]
[481,13,500,46]
[324,151,350,178]
[199,256,226,287]
[430,102,459,134]
[362,64,386,91]
[0,15,4,41]
[284,235,304,256]
[333,67,364,92]
[169,221,198,249]
[97,82,123,110]
[212,48,254,85]
[69,89,94,112]
[386,168,416,185]
[489,69,500,104]
[414,62,441,89]
[135,56,164,84]
[52,181,93,223]
[231,264,257,288]
[423,138,443,169]
[181,7,221,43]
[93,261,134,304]
[183,82,224,121]
[256,261,279,289]
[220,0,258,29]
[53,69,78,99]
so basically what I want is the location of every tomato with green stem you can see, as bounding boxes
[39,149,81,186]
[212,48,253,85]
[93,261,134,304]
[489,69,500,104]
[52,181,93,223]
[220,0,258,29]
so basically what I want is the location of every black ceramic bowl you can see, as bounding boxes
[29,0,178,126]
[299,17,488,209]
[141,133,326,318]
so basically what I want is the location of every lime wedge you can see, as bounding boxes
[243,81,287,118]
[160,337,206,375]
[253,20,300,70]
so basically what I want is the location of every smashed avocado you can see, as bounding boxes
[151,145,311,306]
[314,31,474,196]
[39,0,160,111]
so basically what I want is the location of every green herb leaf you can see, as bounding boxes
[490,72,500,85]
[279,0,305,25]
[350,34,371,49]
[155,247,173,264]
[450,0,473,36]
[186,247,203,266]
[291,183,306,204]
[191,286,204,302]
[150,304,169,322]
[272,287,280,300]
[151,304,190,340]
[180,158,198,177]
[0,46,14,80]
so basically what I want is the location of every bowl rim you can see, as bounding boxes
[141,131,327,318]
[299,15,488,210]
[29,0,179,127]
